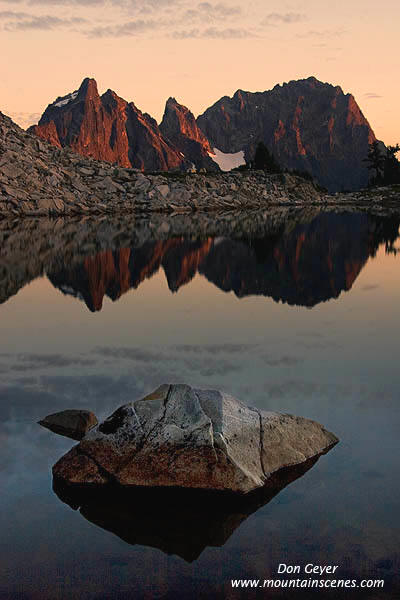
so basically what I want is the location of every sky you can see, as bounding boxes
[0,0,399,145]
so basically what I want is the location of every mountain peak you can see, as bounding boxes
[77,77,99,100]
[197,78,377,191]
[160,98,216,169]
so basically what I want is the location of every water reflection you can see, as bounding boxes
[0,209,398,311]
[53,456,320,563]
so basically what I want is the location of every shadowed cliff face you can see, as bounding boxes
[29,78,188,172]
[197,77,377,192]
[1,210,397,312]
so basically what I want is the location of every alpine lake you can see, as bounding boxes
[0,206,399,599]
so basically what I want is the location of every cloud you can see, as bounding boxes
[3,14,86,30]
[262,355,303,367]
[360,283,379,291]
[262,12,305,26]
[296,331,324,338]
[297,339,340,350]
[0,0,273,40]
[87,18,157,38]
[170,26,256,39]
[7,353,97,371]
[2,111,41,128]
[1,0,104,5]
[297,28,346,39]
[364,93,383,100]
[90,344,246,383]
[182,357,240,376]
[0,9,31,17]
[0,375,144,423]
[94,346,172,362]
[183,2,241,22]
[173,343,256,354]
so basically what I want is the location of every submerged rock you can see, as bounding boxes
[52,384,338,493]
[39,409,98,440]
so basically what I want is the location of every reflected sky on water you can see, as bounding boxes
[0,209,399,599]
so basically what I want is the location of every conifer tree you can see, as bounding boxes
[253,142,281,173]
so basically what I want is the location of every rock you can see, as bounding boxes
[39,409,98,440]
[197,77,376,193]
[70,178,88,193]
[159,97,219,173]
[28,78,188,172]
[156,184,170,198]
[1,163,24,179]
[1,107,391,218]
[52,384,338,493]
[79,167,94,176]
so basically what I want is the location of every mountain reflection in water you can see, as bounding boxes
[53,455,319,563]
[0,209,398,311]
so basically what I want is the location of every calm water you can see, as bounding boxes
[0,209,399,599]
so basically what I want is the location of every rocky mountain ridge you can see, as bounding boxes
[1,109,398,218]
[28,76,379,191]
[28,78,190,172]
[197,77,376,192]
[0,109,324,217]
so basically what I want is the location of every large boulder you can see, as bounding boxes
[53,384,338,493]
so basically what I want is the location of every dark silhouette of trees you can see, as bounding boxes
[384,144,400,184]
[253,142,281,173]
[365,141,385,183]
[365,141,400,186]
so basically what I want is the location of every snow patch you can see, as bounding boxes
[208,148,245,171]
[53,91,78,109]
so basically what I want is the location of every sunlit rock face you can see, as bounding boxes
[29,78,188,172]
[52,383,338,493]
[197,77,377,192]
[29,76,378,190]
[159,97,219,172]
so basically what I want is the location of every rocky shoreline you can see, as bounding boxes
[1,110,399,217]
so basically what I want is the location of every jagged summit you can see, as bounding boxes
[197,76,377,191]
[44,78,97,113]
[28,76,379,190]
[30,77,189,171]
[160,96,218,171]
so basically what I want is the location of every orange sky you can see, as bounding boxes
[1,0,399,145]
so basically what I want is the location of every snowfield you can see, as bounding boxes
[208,148,246,171]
